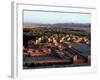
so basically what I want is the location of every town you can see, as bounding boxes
[23,27,91,69]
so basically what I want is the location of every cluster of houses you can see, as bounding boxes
[28,34,90,47]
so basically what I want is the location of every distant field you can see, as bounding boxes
[23,23,90,32]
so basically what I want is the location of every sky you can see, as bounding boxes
[23,10,91,24]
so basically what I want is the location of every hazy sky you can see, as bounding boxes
[23,10,91,24]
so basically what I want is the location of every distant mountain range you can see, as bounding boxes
[23,23,90,32]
